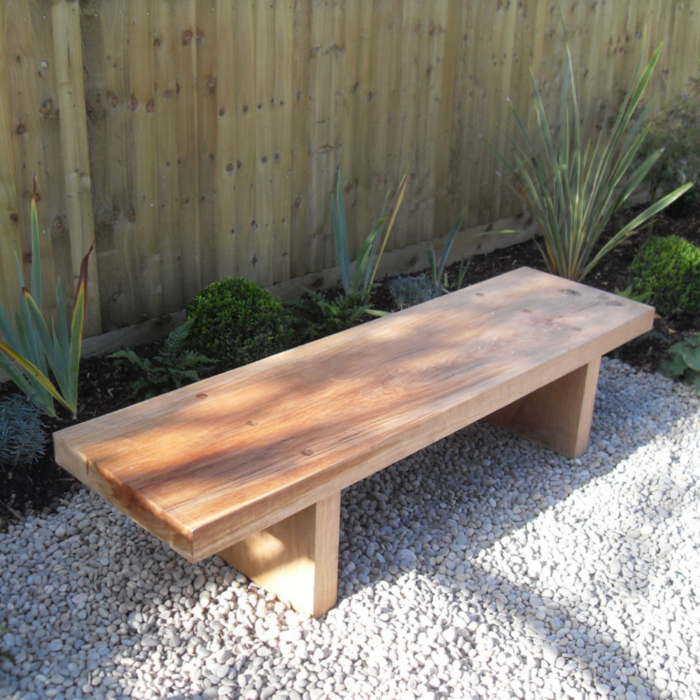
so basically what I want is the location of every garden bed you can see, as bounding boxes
[1,200,699,527]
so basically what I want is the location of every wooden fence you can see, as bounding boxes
[1,0,698,339]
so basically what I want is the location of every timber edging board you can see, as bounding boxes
[54,268,654,616]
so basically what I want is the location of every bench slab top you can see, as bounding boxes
[54,268,654,561]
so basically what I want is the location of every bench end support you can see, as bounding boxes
[485,358,601,459]
[217,493,341,618]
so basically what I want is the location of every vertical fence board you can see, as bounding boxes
[214,1,237,280]
[4,1,59,319]
[96,1,135,330]
[152,2,182,315]
[272,0,293,284]
[233,1,256,282]
[306,1,338,274]
[252,0,274,284]
[0,5,23,316]
[128,1,161,322]
[52,0,102,336]
[289,1,310,280]
[348,0,377,255]
[173,0,202,303]
[195,3,219,289]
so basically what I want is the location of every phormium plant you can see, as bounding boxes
[390,208,470,310]
[427,208,469,296]
[489,42,693,282]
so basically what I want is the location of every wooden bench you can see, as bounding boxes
[54,268,654,617]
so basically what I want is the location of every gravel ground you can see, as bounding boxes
[1,358,699,700]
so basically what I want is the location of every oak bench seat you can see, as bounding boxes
[54,267,654,617]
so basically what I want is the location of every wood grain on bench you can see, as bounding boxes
[54,267,654,615]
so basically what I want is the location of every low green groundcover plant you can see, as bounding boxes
[0,394,48,471]
[389,274,437,310]
[390,208,470,310]
[659,332,700,394]
[185,278,290,371]
[284,291,369,343]
[630,236,700,317]
[109,320,216,399]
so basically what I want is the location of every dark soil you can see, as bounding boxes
[2,200,699,528]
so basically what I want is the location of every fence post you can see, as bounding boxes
[51,0,102,337]
[0,7,21,318]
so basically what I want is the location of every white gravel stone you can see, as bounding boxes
[1,359,699,700]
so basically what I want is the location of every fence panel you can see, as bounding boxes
[0,0,698,336]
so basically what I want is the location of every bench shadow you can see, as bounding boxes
[332,364,694,698]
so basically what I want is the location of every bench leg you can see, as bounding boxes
[217,492,341,618]
[484,357,601,458]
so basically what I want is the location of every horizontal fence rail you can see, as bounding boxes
[0,0,698,337]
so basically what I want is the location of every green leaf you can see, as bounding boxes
[331,166,351,295]
[30,177,42,312]
[0,337,69,415]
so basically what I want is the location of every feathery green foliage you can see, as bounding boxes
[389,274,437,310]
[109,320,216,399]
[638,75,700,205]
[285,291,370,342]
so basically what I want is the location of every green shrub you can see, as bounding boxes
[659,332,700,393]
[284,291,369,343]
[630,236,700,317]
[0,394,48,470]
[185,278,290,370]
[109,320,216,399]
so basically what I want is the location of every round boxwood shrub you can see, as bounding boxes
[630,235,700,317]
[185,278,290,371]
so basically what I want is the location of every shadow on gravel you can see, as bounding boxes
[334,366,693,698]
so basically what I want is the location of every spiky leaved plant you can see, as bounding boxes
[489,42,693,282]
[0,178,93,417]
